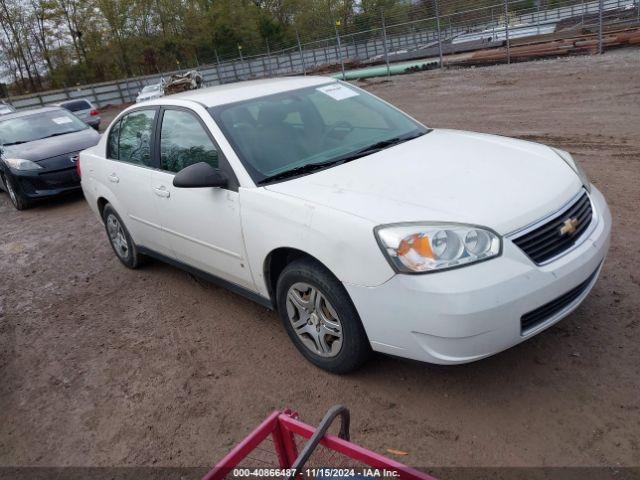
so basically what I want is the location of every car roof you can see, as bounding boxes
[0,106,67,121]
[158,76,337,108]
[53,98,92,106]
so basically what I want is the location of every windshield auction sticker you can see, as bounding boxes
[52,117,73,125]
[317,83,359,101]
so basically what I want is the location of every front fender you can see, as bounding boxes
[240,188,395,298]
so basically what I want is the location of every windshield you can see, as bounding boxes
[210,82,428,184]
[141,85,160,93]
[0,110,88,146]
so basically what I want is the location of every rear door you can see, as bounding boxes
[103,107,169,254]
[150,106,253,288]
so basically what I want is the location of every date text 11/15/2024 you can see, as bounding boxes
[231,468,401,478]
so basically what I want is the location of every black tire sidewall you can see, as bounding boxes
[2,173,28,210]
[102,204,140,269]
[276,258,371,373]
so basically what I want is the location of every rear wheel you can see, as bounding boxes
[276,258,371,373]
[2,173,30,210]
[102,204,143,269]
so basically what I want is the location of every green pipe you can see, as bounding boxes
[330,58,440,80]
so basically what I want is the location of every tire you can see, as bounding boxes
[2,173,30,210]
[102,204,143,269]
[276,258,371,373]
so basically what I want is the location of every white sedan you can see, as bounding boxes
[78,77,611,373]
[135,83,163,103]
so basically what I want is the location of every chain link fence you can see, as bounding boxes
[4,0,639,111]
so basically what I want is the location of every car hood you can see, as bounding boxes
[3,128,101,162]
[265,129,583,234]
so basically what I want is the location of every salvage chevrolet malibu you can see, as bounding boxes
[79,77,611,373]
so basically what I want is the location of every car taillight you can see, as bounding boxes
[90,109,99,116]
[76,155,81,179]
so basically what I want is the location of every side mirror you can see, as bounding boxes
[173,162,228,188]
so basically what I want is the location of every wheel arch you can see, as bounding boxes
[97,196,109,219]
[263,247,339,304]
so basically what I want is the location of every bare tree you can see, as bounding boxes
[0,0,39,91]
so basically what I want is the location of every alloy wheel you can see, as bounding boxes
[106,214,129,260]
[286,282,343,358]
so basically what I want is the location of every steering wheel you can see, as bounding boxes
[322,121,354,144]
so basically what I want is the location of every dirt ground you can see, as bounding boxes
[1,49,639,471]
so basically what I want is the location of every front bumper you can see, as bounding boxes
[345,186,612,364]
[9,166,81,199]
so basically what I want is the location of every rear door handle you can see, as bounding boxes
[108,173,119,183]
[153,185,170,198]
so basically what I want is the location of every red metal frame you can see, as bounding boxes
[203,410,436,480]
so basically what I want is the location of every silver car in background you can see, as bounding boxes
[136,84,164,103]
[0,102,15,116]
[54,98,101,130]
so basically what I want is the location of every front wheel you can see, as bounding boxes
[276,258,371,374]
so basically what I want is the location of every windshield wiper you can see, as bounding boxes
[35,130,84,141]
[257,160,342,185]
[332,130,428,165]
[2,140,27,146]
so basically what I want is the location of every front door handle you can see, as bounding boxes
[153,185,170,198]
[108,173,119,183]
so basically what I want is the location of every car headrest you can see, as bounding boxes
[257,103,286,126]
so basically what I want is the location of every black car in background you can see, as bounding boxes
[0,107,101,210]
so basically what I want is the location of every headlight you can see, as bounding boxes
[3,158,42,171]
[375,223,501,273]
[551,148,591,192]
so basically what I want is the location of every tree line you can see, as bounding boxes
[0,0,540,96]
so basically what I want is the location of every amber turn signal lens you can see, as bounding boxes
[412,235,434,258]
[397,238,411,256]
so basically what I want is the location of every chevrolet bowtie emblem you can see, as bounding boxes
[560,217,579,236]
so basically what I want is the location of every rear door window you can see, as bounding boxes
[107,120,120,160]
[117,109,156,167]
[61,100,92,112]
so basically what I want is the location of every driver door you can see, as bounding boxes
[151,107,253,289]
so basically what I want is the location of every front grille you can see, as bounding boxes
[521,265,600,333]
[512,191,593,264]
[39,168,79,188]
